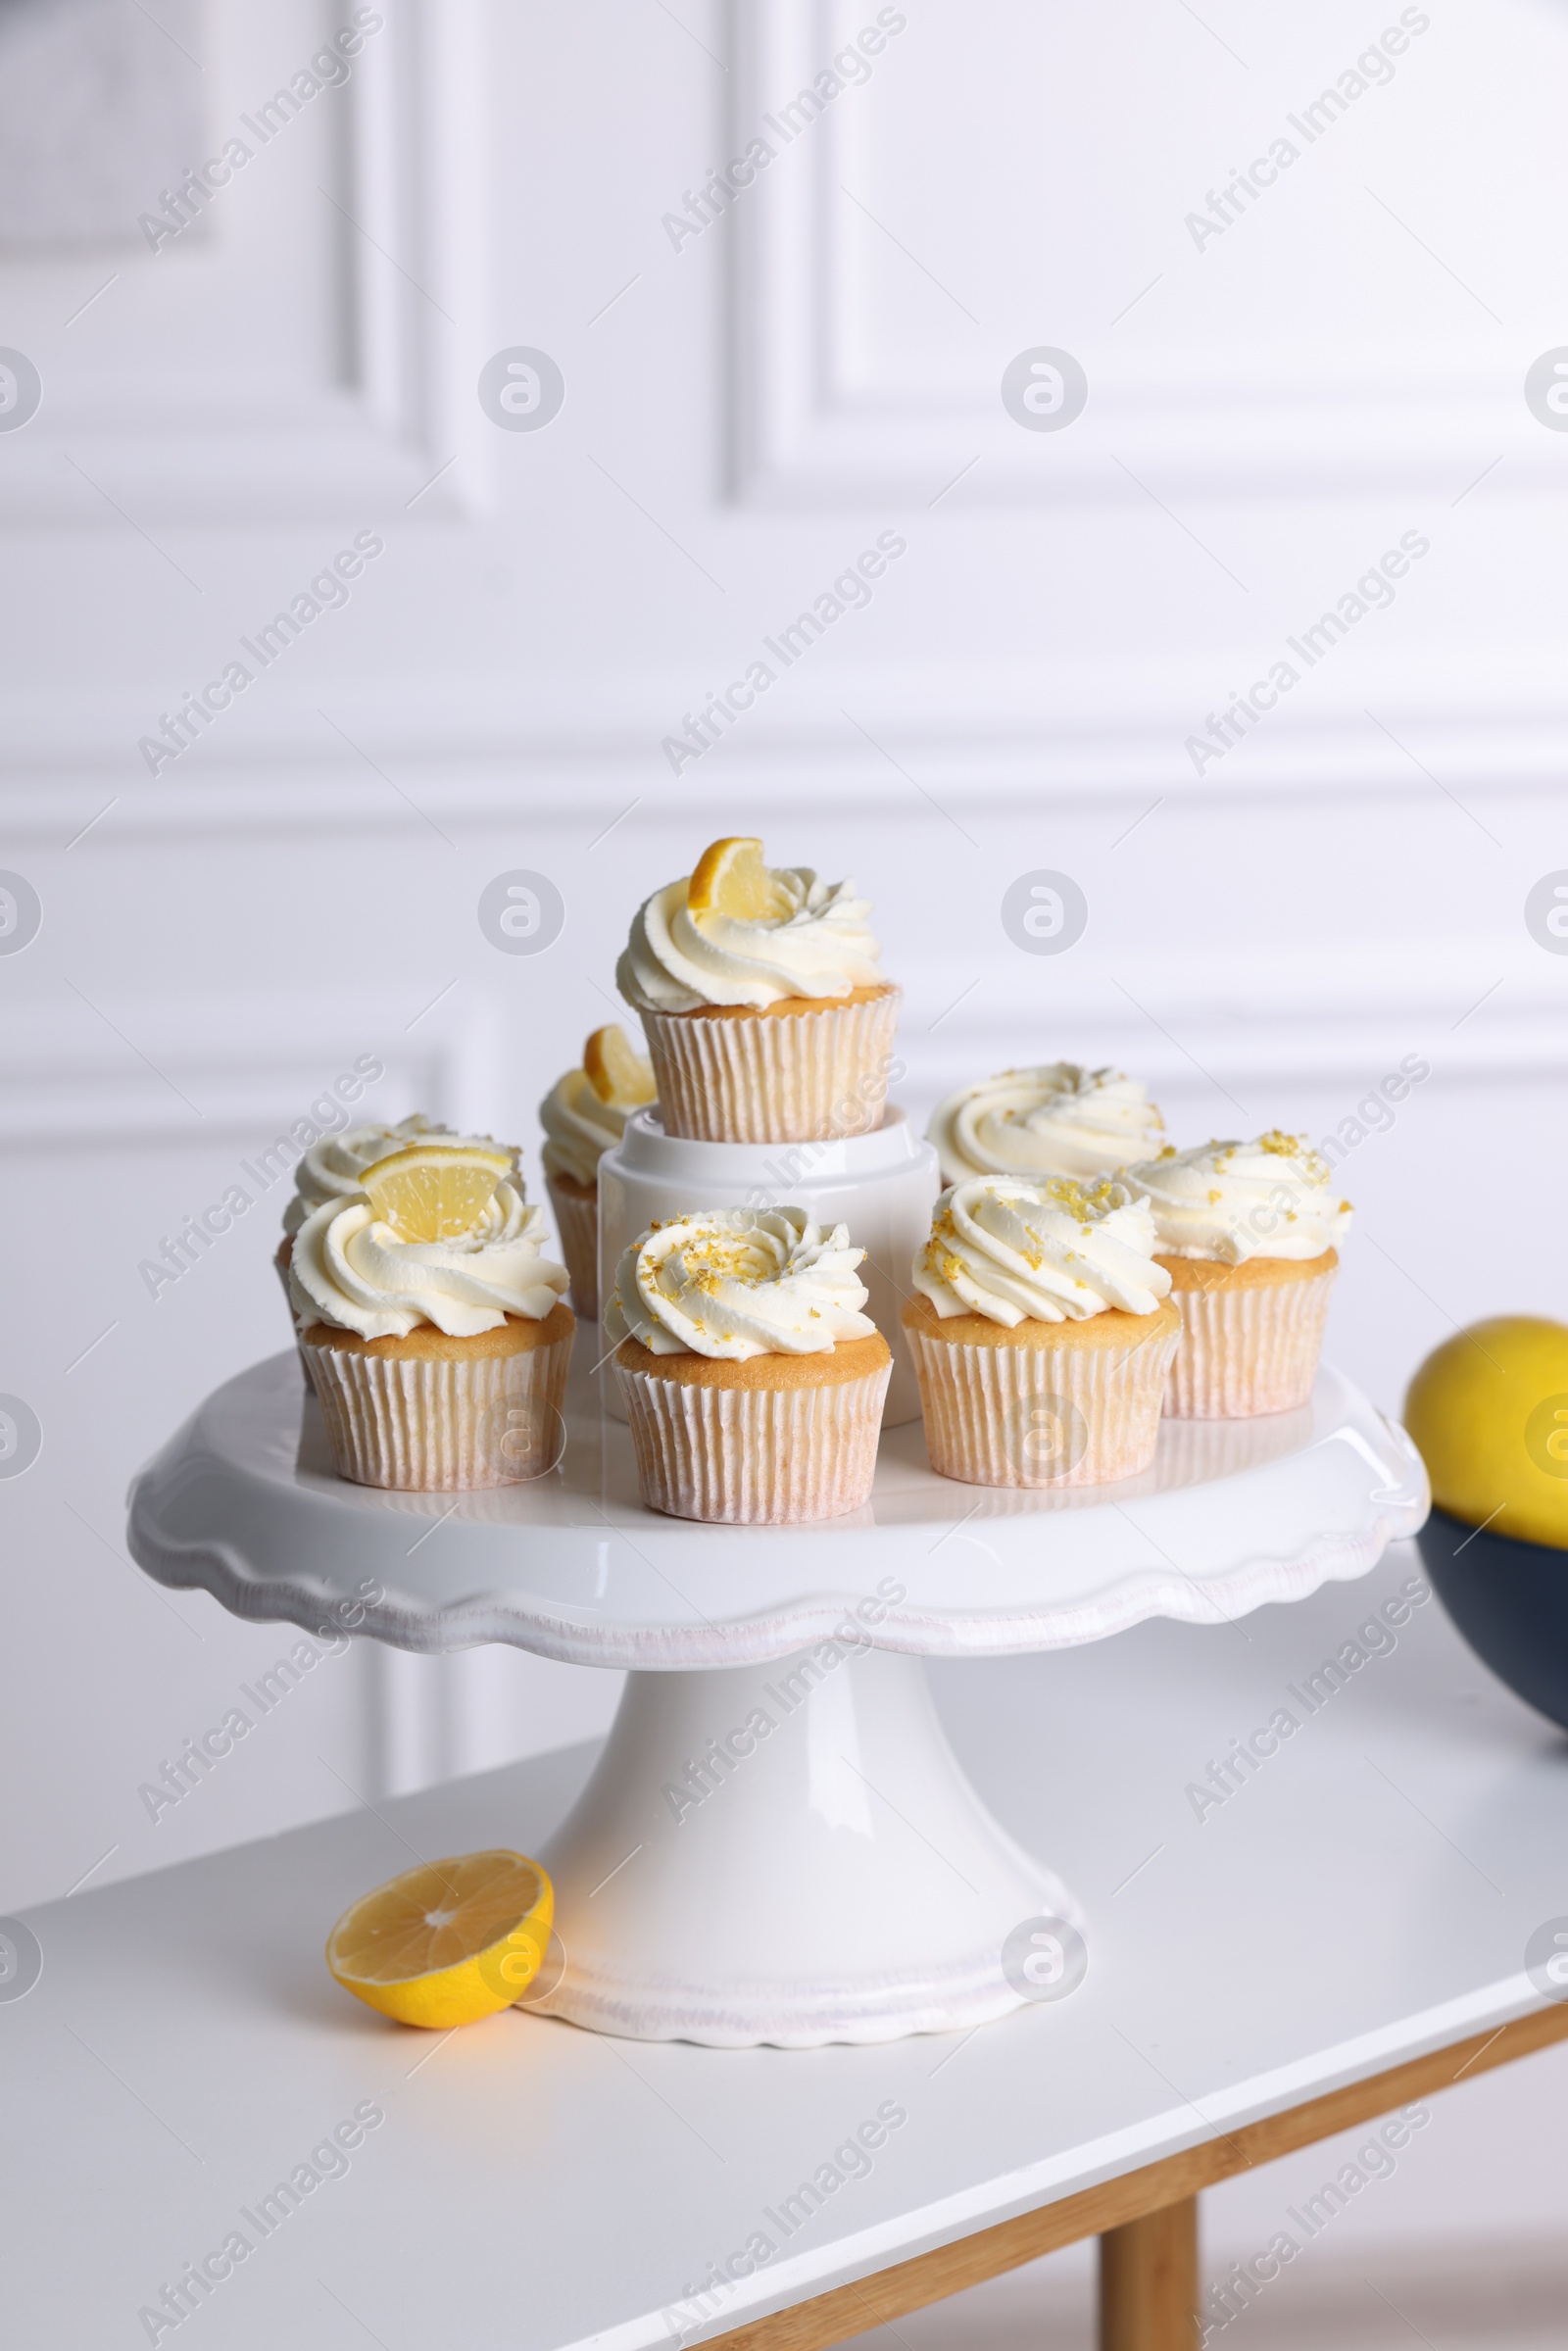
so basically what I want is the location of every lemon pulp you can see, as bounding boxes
[583,1023,656,1107]
[687,836,793,924]
[326,1849,554,2029]
[361,1143,513,1242]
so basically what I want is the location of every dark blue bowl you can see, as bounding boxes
[1417,1505,1568,1733]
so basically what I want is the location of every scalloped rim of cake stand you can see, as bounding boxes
[125,1353,1430,1671]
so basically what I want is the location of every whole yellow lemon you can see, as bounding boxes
[1403,1316,1568,1549]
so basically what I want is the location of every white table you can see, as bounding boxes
[5,1540,1565,2351]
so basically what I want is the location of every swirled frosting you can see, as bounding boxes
[616,865,884,1012]
[929,1065,1164,1186]
[288,1182,567,1339]
[1122,1134,1351,1262]
[282,1115,514,1238]
[913,1175,1173,1326]
[605,1207,877,1359]
[540,1070,650,1188]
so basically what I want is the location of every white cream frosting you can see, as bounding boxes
[540,1071,644,1189]
[288,1182,568,1340]
[605,1206,877,1359]
[616,865,884,1012]
[928,1064,1164,1186]
[282,1115,514,1239]
[1121,1134,1351,1263]
[912,1175,1173,1326]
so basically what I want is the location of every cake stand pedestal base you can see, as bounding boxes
[530,1645,1078,2047]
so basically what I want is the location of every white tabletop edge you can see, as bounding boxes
[573,1970,1554,2351]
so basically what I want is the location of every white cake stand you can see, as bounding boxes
[126,1351,1427,2047]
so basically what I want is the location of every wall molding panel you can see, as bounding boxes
[0,0,486,525]
[2,691,1566,798]
[0,992,501,1148]
[728,1,1560,508]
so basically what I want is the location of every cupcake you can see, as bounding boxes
[289,1144,572,1491]
[539,1025,656,1319]
[615,836,899,1143]
[928,1064,1164,1186]
[1121,1133,1350,1419]
[606,1206,891,1523]
[904,1175,1179,1488]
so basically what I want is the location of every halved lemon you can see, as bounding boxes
[583,1023,656,1107]
[687,836,792,924]
[361,1143,512,1242]
[326,1850,554,2029]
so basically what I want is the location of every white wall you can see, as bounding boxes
[2,0,1566,2270]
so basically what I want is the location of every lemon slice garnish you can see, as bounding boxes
[326,1850,554,2029]
[583,1023,656,1108]
[361,1143,513,1242]
[687,836,793,924]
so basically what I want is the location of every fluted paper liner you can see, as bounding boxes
[546,1173,600,1322]
[302,1327,572,1491]
[640,991,902,1144]
[615,1357,891,1523]
[274,1236,318,1394]
[1164,1262,1335,1419]
[906,1319,1178,1489]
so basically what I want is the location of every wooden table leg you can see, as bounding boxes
[1099,2195,1199,2351]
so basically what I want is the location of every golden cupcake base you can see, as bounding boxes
[301,1304,575,1491]
[1157,1250,1337,1419]
[613,1333,891,1522]
[903,1295,1181,1488]
[640,985,902,1144]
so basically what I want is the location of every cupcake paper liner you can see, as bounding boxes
[906,1318,1178,1489]
[615,1356,891,1523]
[1163,1262,1335,1419]
[301,1326,572,1491]
[640,991,902,1144]
[546,1173,601,1322]
[274,1238,318,1394]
